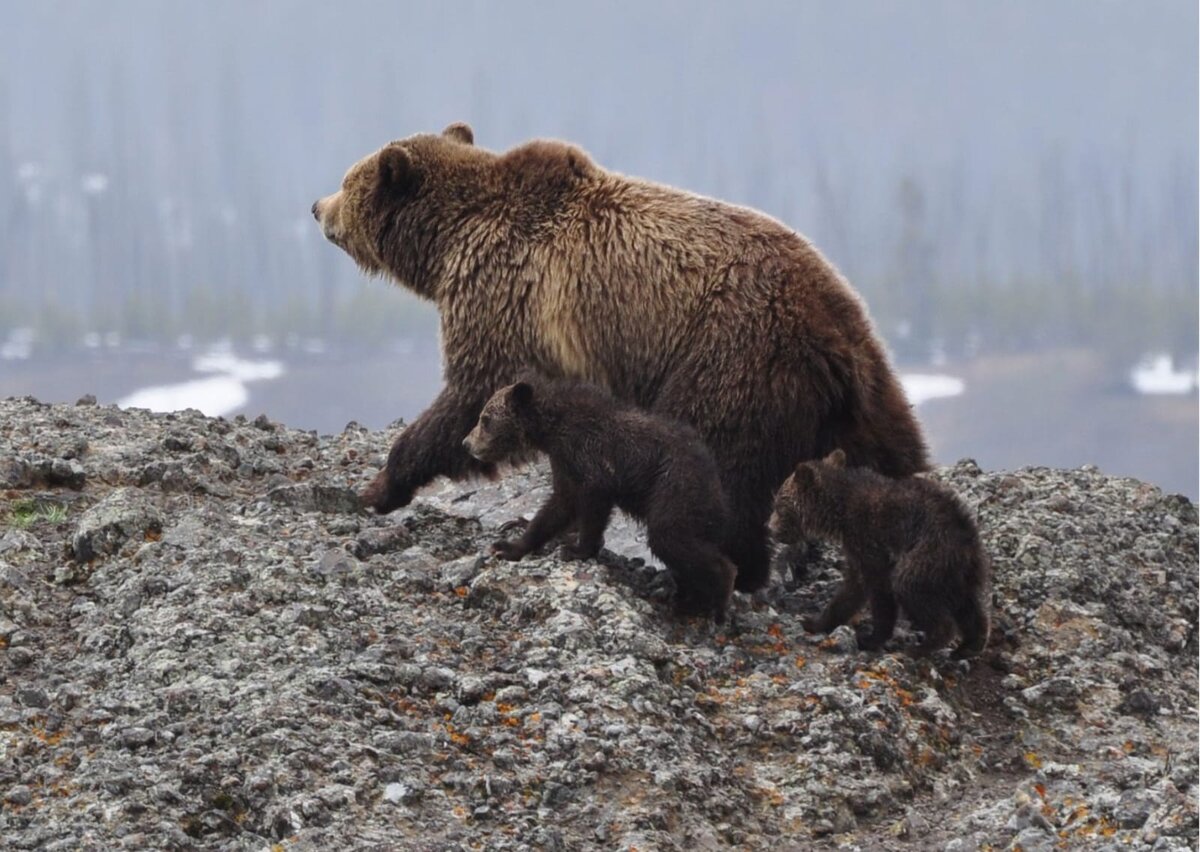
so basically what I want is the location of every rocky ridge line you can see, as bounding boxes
[0,396,1196,850]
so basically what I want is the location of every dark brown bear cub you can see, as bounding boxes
[769,450,990,658]
[463,377,737,623]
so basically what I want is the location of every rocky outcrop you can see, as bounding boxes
[0,397,1196,850]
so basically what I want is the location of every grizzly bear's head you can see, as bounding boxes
[768,448,846,544]
[311,122,480,295]
[314,124,599,300]
[463,381,537,464]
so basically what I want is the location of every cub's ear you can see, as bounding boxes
[510,382,534,408]
[824,448,847,468]
[442,122,474,145]
[378,145,417,195]
[793,464,816,487]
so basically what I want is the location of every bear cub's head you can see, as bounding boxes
[768,448,847,544]
[311,122,476,286]
[463,381,537,465]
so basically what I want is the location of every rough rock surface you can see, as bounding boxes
[0,396,1196,851]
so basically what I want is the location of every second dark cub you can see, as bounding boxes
[464,375,737,623]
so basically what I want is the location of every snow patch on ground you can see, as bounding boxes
[1130,354,1197,395]
[119,346,284,417]
[902,372,966,406]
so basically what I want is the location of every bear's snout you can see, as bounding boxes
[312,193,348,245]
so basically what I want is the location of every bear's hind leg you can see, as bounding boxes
[726,505,773,593]
[647,528,736,624]
[894,545,963,656]
[951,595,991,659]
[857,572,899,651]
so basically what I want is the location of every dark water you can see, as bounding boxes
[2,346,1195,499]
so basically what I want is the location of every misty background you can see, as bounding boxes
[1,1,1196,496]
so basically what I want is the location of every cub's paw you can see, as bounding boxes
[854,631,888,652]
[490,540,528,562]
[801,616,831,635]
[559,543,600,561]
[497,517,530,536]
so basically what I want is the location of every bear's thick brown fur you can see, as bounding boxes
[464,375,737,622]
[313,122,929,592]
[769,450,991,658]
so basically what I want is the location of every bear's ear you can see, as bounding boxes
[793,463,816,487]
[510,382,534,409]
[442,122,474,145]
[824,448,847,469]
[377,145,417,195]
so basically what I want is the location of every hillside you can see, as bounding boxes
[0,397,1196,850]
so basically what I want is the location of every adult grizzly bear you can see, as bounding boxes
[312,122,928,592]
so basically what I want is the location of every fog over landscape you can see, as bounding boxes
[0,1,1196,495]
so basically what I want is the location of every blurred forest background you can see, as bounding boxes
[1,1,1196,494]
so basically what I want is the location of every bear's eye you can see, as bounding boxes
[480,415,492,429]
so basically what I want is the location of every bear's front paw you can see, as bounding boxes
[855,630,887,652]
[801,616,831,635]
[361,471,413,515]
[559,542,600,561]
[491,540,529,561]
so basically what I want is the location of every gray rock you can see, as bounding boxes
[1009,826,1056,851]
[71,488,162,562]
[268,482,360,514]
[829,624,859,653]
[0,457,33,488]
[118,727,156,749]
[1115,789,1156,828]
[0,530,43,556]
[48,458,86,488]
[15,686,50,708]
[312,549,360,580]
[382,782,422,804]
[352,525,413,557]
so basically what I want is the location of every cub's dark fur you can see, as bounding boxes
[464,376,736,622]
[770,450,990,657]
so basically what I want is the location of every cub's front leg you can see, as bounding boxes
[803,557,867,635]
[559,491,614,561]
[492,478,578,561]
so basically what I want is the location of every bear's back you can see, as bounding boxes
[534,378,720,500]
[827,469,979,555]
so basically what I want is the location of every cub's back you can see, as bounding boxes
[890,476,982,550]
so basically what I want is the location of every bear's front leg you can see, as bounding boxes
[803,562,867,635]
[491,480,577,561]
[490,539,530,561]
[559,492,613,560]
[856,581,899,651]
[363,384,493,514]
